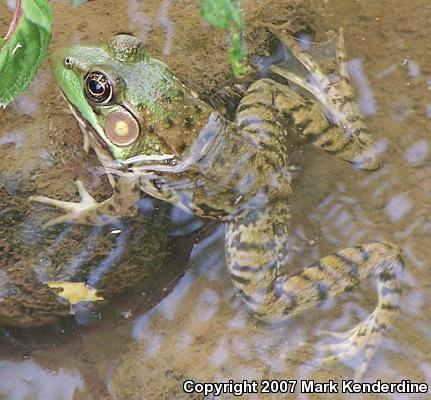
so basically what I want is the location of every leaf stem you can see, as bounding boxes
[4,0,22,42]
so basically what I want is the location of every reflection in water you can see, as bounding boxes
[139,271,194,333]
[0,270,13,299]
[157,0,174,56]
[128,0,152,43]
[127,0,174,56]
[385,193,412,223]
[405,59,420,81]
[0,131,25,152]
[29,225,75,283]
[60,226,103,279]
[348,58,377,115]
[405,140,429,166]
[170,206,204,236]
[389,97,411,123]
[14,95,39,116]
[87,222,127,287]
[132,226,225,343]
[192,288,220,323]
[0,360,84,400]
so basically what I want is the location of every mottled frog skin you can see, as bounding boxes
[30,26,404,380]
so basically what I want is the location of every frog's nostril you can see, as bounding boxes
[64,58,73,68]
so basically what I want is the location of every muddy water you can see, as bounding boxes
[0,0,430,399]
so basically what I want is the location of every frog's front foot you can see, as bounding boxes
[29,180,118,227]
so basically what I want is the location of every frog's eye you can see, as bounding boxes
[84,71,113,104]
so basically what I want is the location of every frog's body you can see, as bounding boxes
[30,27,404,380]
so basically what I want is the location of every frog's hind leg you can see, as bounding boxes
[245,78,380,170]
[226,201,403,380]
[268,28,333,109]
[313,249,402,381]
[268,26,355,125]
[268,26,380,170]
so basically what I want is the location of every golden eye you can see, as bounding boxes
[84,71,113,104]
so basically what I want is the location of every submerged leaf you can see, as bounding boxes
[72,0,88,5]
[229,27,251,78]
[48,282,104,305]
[200,0,250,78]
[0,0,52,107]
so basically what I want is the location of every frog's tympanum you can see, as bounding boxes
[30,26,404,379]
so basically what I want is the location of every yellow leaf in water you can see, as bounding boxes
[47,282,104,305]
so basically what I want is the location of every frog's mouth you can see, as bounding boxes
[62,92,111,159]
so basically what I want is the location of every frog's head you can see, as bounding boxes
[51,34,211,164]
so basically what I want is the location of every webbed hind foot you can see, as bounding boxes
[317,306,397,381]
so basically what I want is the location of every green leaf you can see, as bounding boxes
[21,0,51,32]
[0,0,52,107]
[201,0,243,30]
[200,0,250,78]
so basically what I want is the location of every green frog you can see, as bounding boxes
[30,26,404,380]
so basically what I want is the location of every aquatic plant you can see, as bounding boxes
[200,0,251,78]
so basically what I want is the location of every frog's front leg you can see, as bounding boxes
[226,200,403,380]
[29,177,140,227]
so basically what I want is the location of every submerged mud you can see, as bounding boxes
[0,0,306,397]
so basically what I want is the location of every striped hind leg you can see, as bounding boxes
[267,25,381,170]
[268,26,362,129]
[237,78,381,171]
[225,201,403,380]
[314,244,402,381]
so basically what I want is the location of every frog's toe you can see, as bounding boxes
[41,214,79,229]
[315,340,352,354]
[317,345,376,382]
[29,180,107,227]
[29,195,95,213]
[319,326,358,340]
[316,314,382,381]
[315,329,360,359]
[29,180,97,212]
